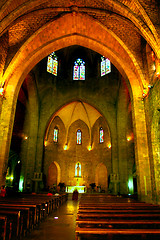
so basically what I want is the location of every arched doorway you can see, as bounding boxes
[95,163,108,192]
[47,161,60,190]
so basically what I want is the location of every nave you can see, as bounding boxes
[1,193,160,240]
[23,193,160,240]
[22,194,78,240]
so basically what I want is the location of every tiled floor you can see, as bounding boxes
[23,194,79,240]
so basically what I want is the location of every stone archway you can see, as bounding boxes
[0,12,152,202]
[95,163,108,192]
[47,161,60,189]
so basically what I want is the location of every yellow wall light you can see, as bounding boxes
[127,136,131,141]
[108,143,111,149]
[88,146,92,151]
[64,144,68,150]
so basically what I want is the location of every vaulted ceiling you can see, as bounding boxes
[0,0,159,60]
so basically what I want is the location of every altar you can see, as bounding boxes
[66,185,86,193]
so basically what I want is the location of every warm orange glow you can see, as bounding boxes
[64,144,68,150]
[156,61,160,79]
[127,136,131,141]
[44,140,48,147]
[156,72,160,78]
[142,88,148,98]
[24,136,28,140]
[88,146,92,151]
[108,143,111,148]
[0,87,4,96]
[152,51,155,61]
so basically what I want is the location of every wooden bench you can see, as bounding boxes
[76,219,160,229]
[0,199,47,225]
[0,193,68,239]
[0,216,7,240]
[78,209,160,214]
[77,194,160,240]
[0,203,38,229]
[0,206,30,236]
[75,227,160,240]
[0,210,21,240]
[77,212,160,220]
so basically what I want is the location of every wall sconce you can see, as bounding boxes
[148,84,153,89]
[142,88,148,98]
[64,144,68,150]
[156,61,160,79]
[127,137,131,142]
[44,140,48,147]
[156,73,160,79]
[108,143,111,149]
[88,146,92,151]
[0,83,5,98]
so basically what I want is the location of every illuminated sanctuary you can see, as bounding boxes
[0,0,160,205]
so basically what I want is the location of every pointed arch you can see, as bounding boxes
[95,163,108,191]
[47,161,61,187]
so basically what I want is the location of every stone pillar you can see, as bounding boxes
[110,173,120,195]
[0,33,8,83]
[132,97,152,202]
[0,85,17,187]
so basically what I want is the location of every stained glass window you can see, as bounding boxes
[53,128,58,142]
[101,56,111,76]
[73,58,85,80]
[77,129,82,144]
[100,127,104,143]
[47,52,58,76]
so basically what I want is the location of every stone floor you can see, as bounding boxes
[23,194,79,240]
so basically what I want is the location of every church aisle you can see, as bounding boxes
[23,194,79,240]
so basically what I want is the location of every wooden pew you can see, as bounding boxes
[0,210,21,240]
[0,203,38,229]
[78,209,160,214]
[78,205,160,210]
[75,227,160,240]
[0,216,7,240]
[0,206,30,236]
[77,212,160,220]
[77,194,160,240]
[0,193,68,239]
[76,219,160,229]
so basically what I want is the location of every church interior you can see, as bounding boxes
[0,0,160,205]
[0,1,160,239]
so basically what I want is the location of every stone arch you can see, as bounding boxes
[2,13,144,93]
[20,73,39,180]
[92,116,111,147]
[0,13,152,202]
[95,162,108,192]
[45,115,66,145]
[0,1,159,57]
[47,161,60,188]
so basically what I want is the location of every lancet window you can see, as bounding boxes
[77,129,82,144]
[53,128,58,142]
[99,127,104,143]
[47,52,58,76]
[73,58,85,80]
[101,56,111,76]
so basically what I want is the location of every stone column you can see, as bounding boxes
[132,97,152,202]
[0,84,17,186]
